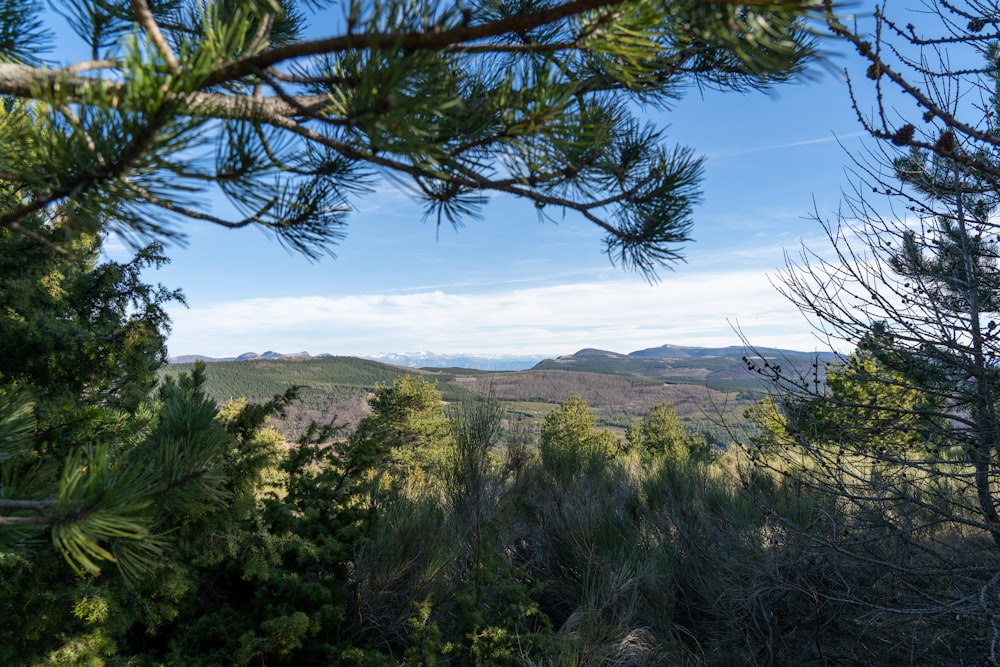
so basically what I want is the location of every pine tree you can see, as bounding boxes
[0,0,816,275]
[746,0,1000,654]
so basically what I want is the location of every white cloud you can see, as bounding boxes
[165,269,825,357]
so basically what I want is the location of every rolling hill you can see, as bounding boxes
[532,344,837,390]
[161,344,838,442]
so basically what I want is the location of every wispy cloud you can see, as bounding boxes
[705,131,867,160]
[166,269,823,357]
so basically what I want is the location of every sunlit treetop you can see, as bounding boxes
[0,0,816,276]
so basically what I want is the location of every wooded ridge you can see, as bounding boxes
[160,343,836,441]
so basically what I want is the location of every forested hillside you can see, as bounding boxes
[161,348,770,441]
[532,346,837,389]
[162,356,421,433]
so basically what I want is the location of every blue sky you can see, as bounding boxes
[99,10,881,359]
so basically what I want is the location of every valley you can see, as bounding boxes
[162,344,837,442]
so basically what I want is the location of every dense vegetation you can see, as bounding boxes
[12,365,999,664]
[8,0,1000,665]
[163,356,420,435]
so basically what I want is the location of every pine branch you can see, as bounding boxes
[0,499,57,526]
[0,63,331,120]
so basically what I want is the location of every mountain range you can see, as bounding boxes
[162,343,841,443]
[168,343,837,371]
[167,350,545,369]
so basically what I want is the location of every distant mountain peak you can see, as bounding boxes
[569,348,628,358]
[260,350,311,359]
[168,344,836,370]
[629,344,743,359]
[359,351,550,371]
[169,351,316,363]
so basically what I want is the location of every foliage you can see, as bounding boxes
[444,379,507,571]
[0,217,181,413]
[0,205,308,663]
[625,400,712,462]
[749,348,948,455]
[0,361,297,664]
[19,337,995,665]
[0,0,815,276]
[357,374,454,484]
[25,1,1000,664]
[539,394,620,486]
[745,1,1000,660]
[0,211,227,577]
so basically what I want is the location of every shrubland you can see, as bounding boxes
[11,362,996,664]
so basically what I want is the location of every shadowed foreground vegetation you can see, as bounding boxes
[7,370,1000,665]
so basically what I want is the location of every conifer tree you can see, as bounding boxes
[626,400,710,462]
[0,0,816,275]
[540,394,619,485]
[747,0,1000,655]
[0,210,218,577]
